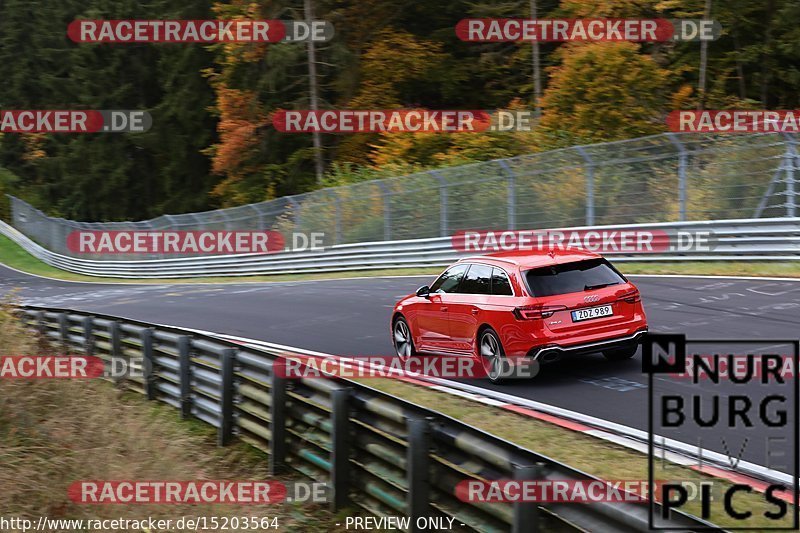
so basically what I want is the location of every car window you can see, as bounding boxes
[458,264,492,295]
[430,264,469,294]
[491,268,513,295]
[524,258,624,297]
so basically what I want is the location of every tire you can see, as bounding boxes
[478,328,508,384]
[603,344,638,361]
[392,317,417,361]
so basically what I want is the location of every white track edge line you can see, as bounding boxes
[4,258,800,285]
[0,261,433,286]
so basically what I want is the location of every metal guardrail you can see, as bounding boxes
[227,334,798,492]
[2,217,800,279]
[17,305,716,532]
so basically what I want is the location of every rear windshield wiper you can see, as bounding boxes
[584,282,619,291]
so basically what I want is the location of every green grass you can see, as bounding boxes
[619,261,800,278]
[1,232,799,284]
[0,307,339,532]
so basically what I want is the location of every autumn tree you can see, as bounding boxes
[536,42,673,148]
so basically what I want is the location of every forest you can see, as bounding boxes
[0,0,797,222]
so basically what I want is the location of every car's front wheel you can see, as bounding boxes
[603,344,638,361]
[479,328,508,384]
[393,317,417,361]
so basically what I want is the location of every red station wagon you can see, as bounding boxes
[391,249,648,382]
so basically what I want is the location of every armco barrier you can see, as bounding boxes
[17,305,716,532]
[2,217,800,279]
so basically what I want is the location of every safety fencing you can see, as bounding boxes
[8,131,799,259]
[17,305,715,532]
[1,217,800,278]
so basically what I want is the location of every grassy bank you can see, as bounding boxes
[619,260,800,278]
[0,304,336,532]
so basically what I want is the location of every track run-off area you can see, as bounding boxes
[2,262,799,475]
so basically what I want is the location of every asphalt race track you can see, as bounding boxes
[2,263,798,474]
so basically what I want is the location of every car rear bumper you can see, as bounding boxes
[527,328,648,363]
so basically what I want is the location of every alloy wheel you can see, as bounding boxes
[394,319,413,360]
[480,332,503,381]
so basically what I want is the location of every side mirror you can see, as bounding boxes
[416,285,431,298]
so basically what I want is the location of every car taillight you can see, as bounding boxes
[513,305,567,320]
[619,288,641,303]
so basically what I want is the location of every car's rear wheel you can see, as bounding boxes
[479,329,507,384]
[603,344,638,361]
[393,317,416,361]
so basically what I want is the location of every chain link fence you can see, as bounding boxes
[9,131,798,259]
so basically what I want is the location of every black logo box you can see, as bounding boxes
[643,333,799,531]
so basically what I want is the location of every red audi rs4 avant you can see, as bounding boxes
[391,249,648,383]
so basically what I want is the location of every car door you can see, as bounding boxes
[415,264,468,351]
[447,263,493,352]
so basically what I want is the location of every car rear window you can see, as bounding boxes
[524,258,625,297]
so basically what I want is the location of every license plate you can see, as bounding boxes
[571,304,613,322]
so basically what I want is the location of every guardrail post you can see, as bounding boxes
[783,133,797,217]
[50,221,61,256]
[334,195,343,245]
[406,417,431,531]
[287,196,302,234]
[269,375,288,474]
[162,214,177,232]
[141,328,156,400]
[512,463,542,533]
[220,210,234,231]
[430,171,448,237]
[754,163,786,218]
[35,310,45,336]
[377,182,392,241]
[109,321,125,383]
[57,313,69,350]
[218,348,237,447]
[575,146,595,226]
[178,335,192,419]
[498,160,516,230]
[330,386,352,511]
[249,204,264,230]
[667,133,688,221]
[82,316,94,356]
